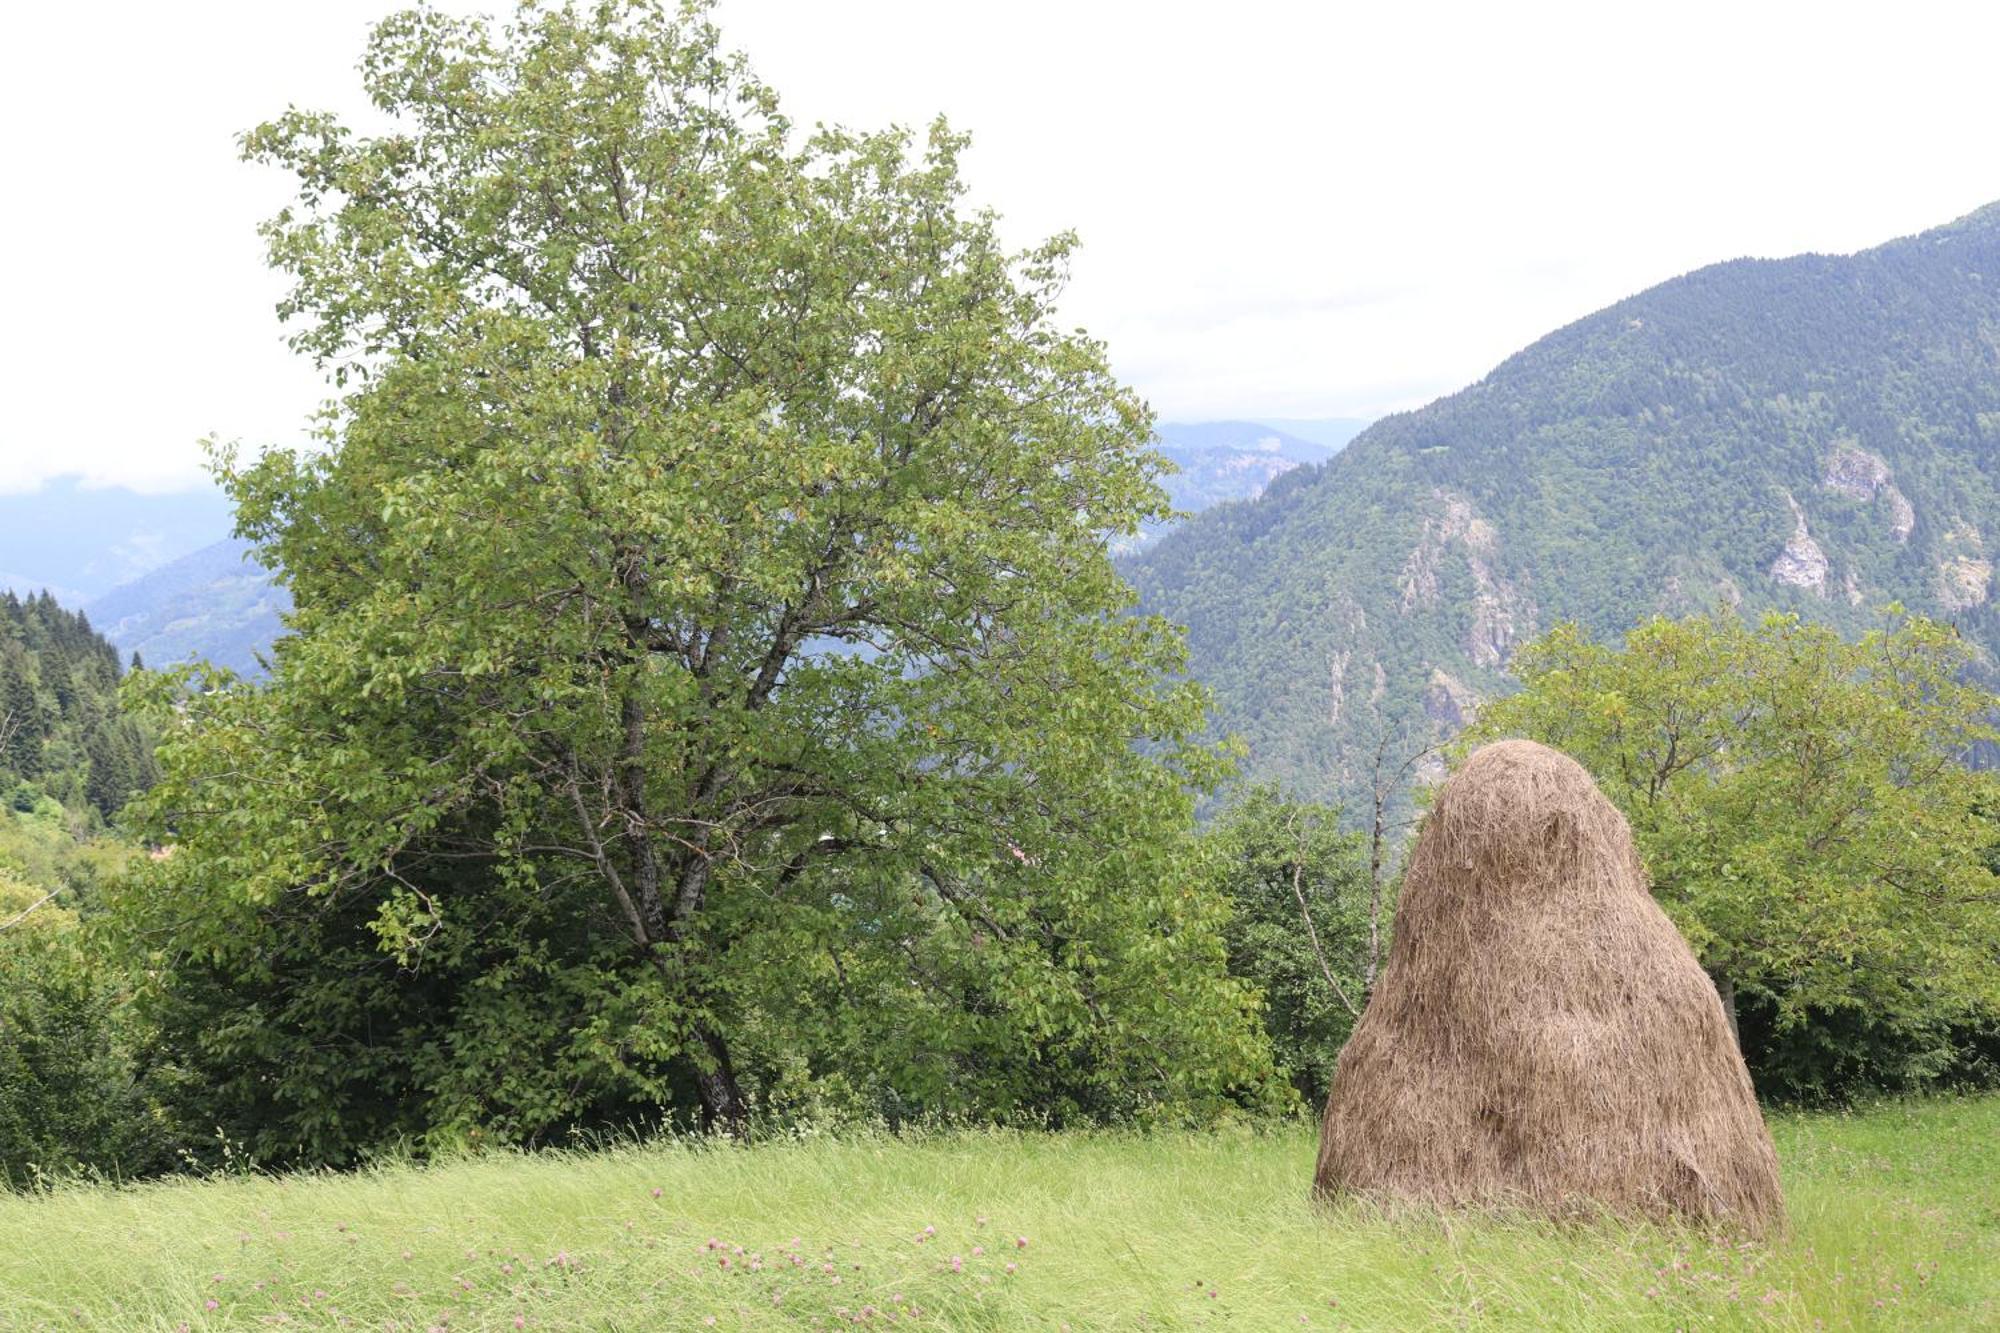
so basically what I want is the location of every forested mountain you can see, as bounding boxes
[85,538,285,678]
[1126,202,2000,808]
[0,592,154,820]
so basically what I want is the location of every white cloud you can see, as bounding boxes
[3,0,1996,492]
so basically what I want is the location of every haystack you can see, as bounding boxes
[1314,738,1783,1234]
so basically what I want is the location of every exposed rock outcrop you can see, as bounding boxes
[1769,492,1829,596]
[1821,443,1914,542]
[1423,668,1479,730]
[1937,524,1992,610]
[1399,493,1494,611]
[1398,491,1535,667]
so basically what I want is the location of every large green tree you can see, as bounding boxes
[1471,609,2000,1098]
[123,0,1274,1155]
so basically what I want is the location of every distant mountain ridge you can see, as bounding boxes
[1127,202,2000,808]
[1138,418,1369,548]
[85,539,285,678]
[0,478,233,600]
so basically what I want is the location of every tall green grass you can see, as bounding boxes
[1,1097,1993,1330]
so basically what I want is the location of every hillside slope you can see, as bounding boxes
[85,538,286,678]
[1127,203,2000,806]
[0,592,154,819]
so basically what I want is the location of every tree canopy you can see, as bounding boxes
[1471,609,2000,1098]
[122,0,1276,1159]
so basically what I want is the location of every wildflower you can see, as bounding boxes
[1005,1263,1017,1275]
[950,1256,964,1273]
[1016,1236,1030,1249]
[205,1299,220,1312]
[651,1188,663,1199]
[972,1245,984,1256]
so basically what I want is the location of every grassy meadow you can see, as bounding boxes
[0,1097,1993,1331]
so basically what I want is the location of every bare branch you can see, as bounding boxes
[0,888,66,933]
[1284,813,1363,1020]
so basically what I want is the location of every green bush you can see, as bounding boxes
[1203,786,1376,1109]
[0,929,162,1186]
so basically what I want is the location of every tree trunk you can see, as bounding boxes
[1714,971,1742,1053]
[693,1022,749,1136]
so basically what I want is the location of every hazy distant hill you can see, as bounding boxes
[86,539,286,678]
[0,478,233,600]
[1240,418,1373,452]
[1126,203,2000,809]
[1134,419,1369,549]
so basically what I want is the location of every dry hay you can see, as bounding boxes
[1314,738,1784,1234]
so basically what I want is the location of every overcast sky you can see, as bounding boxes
[3,0,1997,494]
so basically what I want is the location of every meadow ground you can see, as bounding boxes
[0,1096,1993,1331]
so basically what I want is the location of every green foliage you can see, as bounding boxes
[122,0,1278,1163]
[0,809,159,1185]
[1471,609,2000,1100]
[0,931,159,1187]
[1201,786,1374,1107]
[1126,204,2000,816]
[0,591,155,822]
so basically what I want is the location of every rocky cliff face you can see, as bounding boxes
[1936,524,1992,611]
[1769,493,1829,596]
[1821,443,1915,542]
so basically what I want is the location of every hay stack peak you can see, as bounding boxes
[1314,738,1783,1233]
